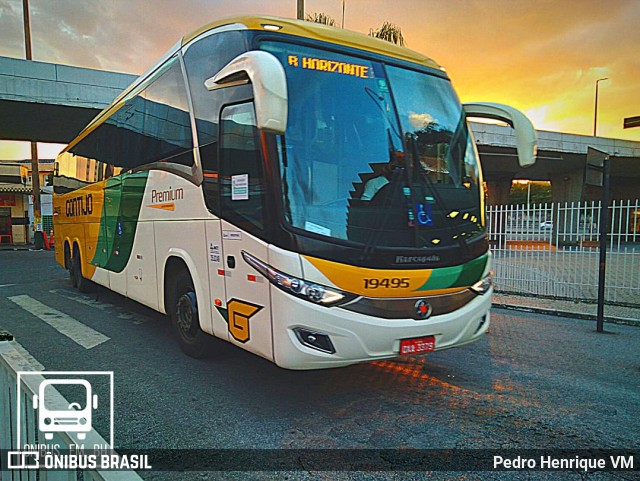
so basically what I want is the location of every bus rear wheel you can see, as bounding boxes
[71,245,92,293]
[170,271,209,359]
[65,243,74,286]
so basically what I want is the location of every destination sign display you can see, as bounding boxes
[287,55,371,79]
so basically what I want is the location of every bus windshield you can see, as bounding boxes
[261,41,484,250]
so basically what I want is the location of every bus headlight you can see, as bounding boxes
[470,272,493,296]
[242,251,356,307]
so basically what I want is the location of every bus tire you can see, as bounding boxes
[65,242,76,287]
[71,245,92,293]
[170,270,209,359]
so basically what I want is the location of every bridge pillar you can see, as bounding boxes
[485,177,513,206]
[485,177,513,249]
[549,170,586,246]
[549,170,584,205]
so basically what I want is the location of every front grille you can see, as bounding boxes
[339,289,477,320]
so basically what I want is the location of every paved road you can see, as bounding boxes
[1,250,639,480]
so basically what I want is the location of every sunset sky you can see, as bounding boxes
[0,0,639,160]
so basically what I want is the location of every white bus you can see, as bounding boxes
[53,16,536,369]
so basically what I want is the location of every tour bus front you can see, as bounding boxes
[51,17,536,370]
[239,40,495,368]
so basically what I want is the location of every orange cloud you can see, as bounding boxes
[0,0,638,142]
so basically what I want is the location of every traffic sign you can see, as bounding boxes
[585,146,609,187]
[623,115,640,129]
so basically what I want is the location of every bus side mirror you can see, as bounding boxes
[463,102,538,168]
[205,51,288,135]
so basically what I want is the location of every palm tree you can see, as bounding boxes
[306,12,337,26]
[369,22,406,46]
[305,10,406,47]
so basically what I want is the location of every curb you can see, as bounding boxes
[492,303,640,327]
[0,245,43,251]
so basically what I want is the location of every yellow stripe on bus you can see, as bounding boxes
[303,255,436,298]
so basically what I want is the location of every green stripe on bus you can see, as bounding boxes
[414,253,488,291]
[92,172,149,273]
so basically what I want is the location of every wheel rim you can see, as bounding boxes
[176,291,198,338]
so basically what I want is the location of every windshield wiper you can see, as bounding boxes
[364,86,403,140]
[443,112,468,185]
[358,163,404,263]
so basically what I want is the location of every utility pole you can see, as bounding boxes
[596,154,611,333]
[22,0,32,59]
[297,0,304,20]
[587,147,610,333]
[23,0,43,248]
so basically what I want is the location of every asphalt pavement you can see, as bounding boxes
[1,250,639,481]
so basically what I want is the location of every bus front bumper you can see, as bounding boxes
[271,287,492,370]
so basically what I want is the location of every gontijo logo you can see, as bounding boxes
[66,193,93,217]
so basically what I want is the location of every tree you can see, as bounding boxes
[509,181,553,205]
[306,12,337,26]
[368,22,405,46]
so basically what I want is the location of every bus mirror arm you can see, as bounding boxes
[205,51,288,135]
[463,102,538,168]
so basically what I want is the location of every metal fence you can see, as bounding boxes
[487,200,640,306]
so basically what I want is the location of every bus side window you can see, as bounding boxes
[181,30,250,215]
[219,103,266,233]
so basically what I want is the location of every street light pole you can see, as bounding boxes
[22,0,32,59]
[297,0,304,20]
[593,77,608,137]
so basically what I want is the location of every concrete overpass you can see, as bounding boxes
[1,56,639,204]
[0,56,134,143]
[472,122,640,204]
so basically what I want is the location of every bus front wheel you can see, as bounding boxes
[170,271,209,359]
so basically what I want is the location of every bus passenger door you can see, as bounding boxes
[218,102,273,362]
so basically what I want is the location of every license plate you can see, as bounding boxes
[399,336,436,356]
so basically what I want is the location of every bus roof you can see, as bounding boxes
[183,15,443,72]
[63,15,443,154]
